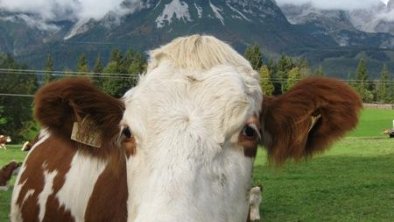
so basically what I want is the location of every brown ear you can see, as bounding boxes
[34,78,125,146]
[260,77,362,164]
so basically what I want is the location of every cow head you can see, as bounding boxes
[0,161,21,187]
[33,35,361,221]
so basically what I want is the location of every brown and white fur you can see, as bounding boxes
[11,35,362,222]
[0,161,21,191]
[0,135,11,150]
[21,136,39,152]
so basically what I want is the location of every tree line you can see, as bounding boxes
[0,49,146,142]
[0,45,393,143]
[243,44,394,103]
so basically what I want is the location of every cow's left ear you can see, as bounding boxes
[260,77,362,165]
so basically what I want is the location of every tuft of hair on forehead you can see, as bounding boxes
[147,35,255,75]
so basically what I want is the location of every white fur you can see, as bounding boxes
[21,141,31,151]
[56,150,107,222]
[123,35,262,221]
[22,189,35,205]
[10,130,50,221]
[38,164,58,221]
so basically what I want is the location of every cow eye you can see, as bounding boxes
[122,127,132,139]
[241,123,260,140]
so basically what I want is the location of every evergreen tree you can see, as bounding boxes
[120,49,135,73]
[0,53,38,142]
[314,65,325,76]
[297,57,311,76]
[285,67,302,92]
[0,106,7,128]
[277,55,296,94]
[102,61,119,96]
[259,65,274,96]
[377,64,391,103]
[77,54,89,74]
[355,57,373,102]
[101,49,123,92]
[101,49,146,97]
[44,54,54,83]
[244,44,263,70]
[93,55,104,86]
[109,49,123,70]
[267,58,281,95]
[93,55,104,74]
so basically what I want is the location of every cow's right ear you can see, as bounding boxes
[34,78,125,146]
[260,77,362,165]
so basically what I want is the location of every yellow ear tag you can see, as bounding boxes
[71,117,102,148]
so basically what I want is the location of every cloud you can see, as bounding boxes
[0,0,153,33]
[0,0,129,23]
[276,0,384,10]
[377,11,394,21]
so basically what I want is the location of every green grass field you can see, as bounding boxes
[0,108,393,221]
[349,109,394,137]
[0,145,26,221]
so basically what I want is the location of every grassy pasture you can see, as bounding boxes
[349,108,394,137]
[0,145,26,221]
[0,108,393,221]
[253,137,394,222]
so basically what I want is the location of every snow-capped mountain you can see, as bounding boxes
[2,0,329,68]
[281,0,394,34]
[349,0,394,35]
[1,0,394,77]
[280,2,394,48]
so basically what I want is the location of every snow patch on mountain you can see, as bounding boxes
[226,2,251,21]
[209,1,225,25]
[64,19,90,40]
[156,0,192,28]
[194,2,203,18]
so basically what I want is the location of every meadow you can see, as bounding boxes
[0,108,393,221]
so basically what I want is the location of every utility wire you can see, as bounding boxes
[1,68,394,83]
[0,93,34,97]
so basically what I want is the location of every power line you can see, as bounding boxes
[1,68,394,82]
[0,93,34,97]
[1,68,394,83]
[0,68,140,78]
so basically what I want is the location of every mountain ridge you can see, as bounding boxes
[0,0,394,78]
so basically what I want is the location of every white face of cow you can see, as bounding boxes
[121,35,262,221]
